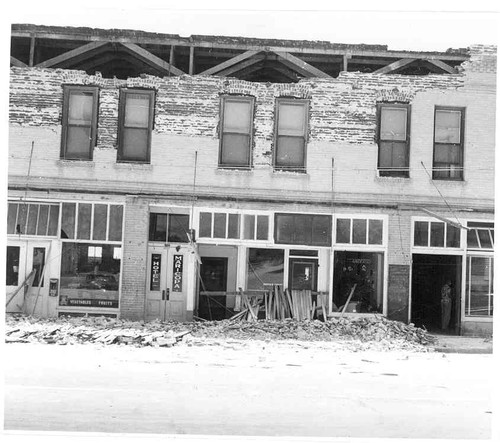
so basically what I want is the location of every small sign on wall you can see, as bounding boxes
[172,255,183,292]
[150,254,161,291]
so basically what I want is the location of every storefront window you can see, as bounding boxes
[466,256,494,317]
[59,243,121,308]
[247,248,284,290]
[333,251,384,313]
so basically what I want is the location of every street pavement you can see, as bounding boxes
[3,340,495,441]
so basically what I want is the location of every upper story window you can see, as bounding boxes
[413,220,461,248]
[377,103,410,177]
[433,107,465,180]
[219,96,254,168]
[149,213,190,243]
[117,89,155,163]
[274,98,309,172]
[61,85,98,160]
[199,211,269,241]
[275,213,331,246]
[335,217,384,245]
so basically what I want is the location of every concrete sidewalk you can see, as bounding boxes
[432,335,493,354]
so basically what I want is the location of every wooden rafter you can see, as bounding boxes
[120,42,185,76]
[273,51,331,78]
[10,56,27,67]
[373,58,417,74]
[426,59,456,74]
[36,41,108,68]
[217,53,266,77]
[200,50,260,75]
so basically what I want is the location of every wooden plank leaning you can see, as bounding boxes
[6,269,36,308]
[340,284,358,318]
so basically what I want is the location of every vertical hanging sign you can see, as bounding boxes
[172,255,183,292]
[150,254,161,291]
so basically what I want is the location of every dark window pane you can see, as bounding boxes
[227,214,240,239]
[477,229,493,249]
[243,214,255,240]
[414,221,428,246]
[220,134,250,166]
[380,107,407,141]
[77,203,92,240]
[36,205,49,236]
[108,205,123,241]
[149,213,167,242]
[276,136,305,168]
[7,203,18,235]
[213,213,226,238]
[466,256,493,317]
[48,205,60,236]
[168,214,189,243]
[369,219,383,245]
[66,126,91,159]
[311,215,331,246]
[336,218,351,244]
[61,203,76,239]
[446,224,461,248]
[247,248,284,290]
[121,128,148,162]
[467,229,480,248]
[32,247,46,287]
[275,214,294,244]
[293,215,312,245]
[352,219,367,244]
[256,215,269,240]
[430,222,445,247]
[26,204,39,235]
[6,246,20,286]
[93,204,108,241]
[17,204,28,235]
[199,212,212,237]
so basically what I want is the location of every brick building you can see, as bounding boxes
[6,24,495,335]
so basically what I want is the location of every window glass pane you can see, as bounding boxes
[93,204,108,241]
[379,142,394,167]
[68,92,93,125]
[59,243,121,309]
[275,214,294,244]
[6,246,20,286]
[48,205,60,236]
[466,256,492,316]
[434,144,460,164]
[223,100,251,132]
[122,128,148,161]
[199,212,212,237]
[311,215,331,246]
[32,247,46,287]
[61,203,76,239]
[278,102,306,135]
[477,229,493,249]
[294,215,312,245]
[276,136,305,167]
[467,229,480,248]
[77,203,92,240]
[430,222,445,247]
[221,134,250,166]
[17,204,28,235]
[435,109,461,144]
[149,213,167,242]
[26,204,39,235]
[446,224,461,248]
[227,214,240,239]
[247,248,284,290]
[37,205,49,236]
[125,93,150,127]
[7,203,18,235]
[256,215,269,240]
[213,213,227,238]
[336,218,351,243]
[168,214,189,243]
[369,219,383,245]
[243,214,255,240]
[66,126,91,159]
[352,219,367,244]
[380,107,407,141]
[414,221,428,246]
[108,205,123,241]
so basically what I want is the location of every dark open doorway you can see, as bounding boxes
[411,254,461,335]
[198,257,228,320]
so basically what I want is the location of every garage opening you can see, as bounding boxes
[411,254,461,334]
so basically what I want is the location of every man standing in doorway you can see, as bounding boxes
[441,280,452,330]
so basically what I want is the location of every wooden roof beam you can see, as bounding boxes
[216,53,266,77]
[373,58,417,74]
[35,41,108,68]
[200,50,260,75]
[273,51,331,78]
[120,42,185,76]
[10,56,27,67]
[426,59,457,74]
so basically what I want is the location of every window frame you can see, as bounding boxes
[117,88,155,164]
[60,85,99,161]
[432,106,465,180]
[376,103,411,178]
[274,213,332,247]
[274,98,309,173]
[219,95,255,169]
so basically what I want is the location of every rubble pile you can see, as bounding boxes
[5,314,437,351]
